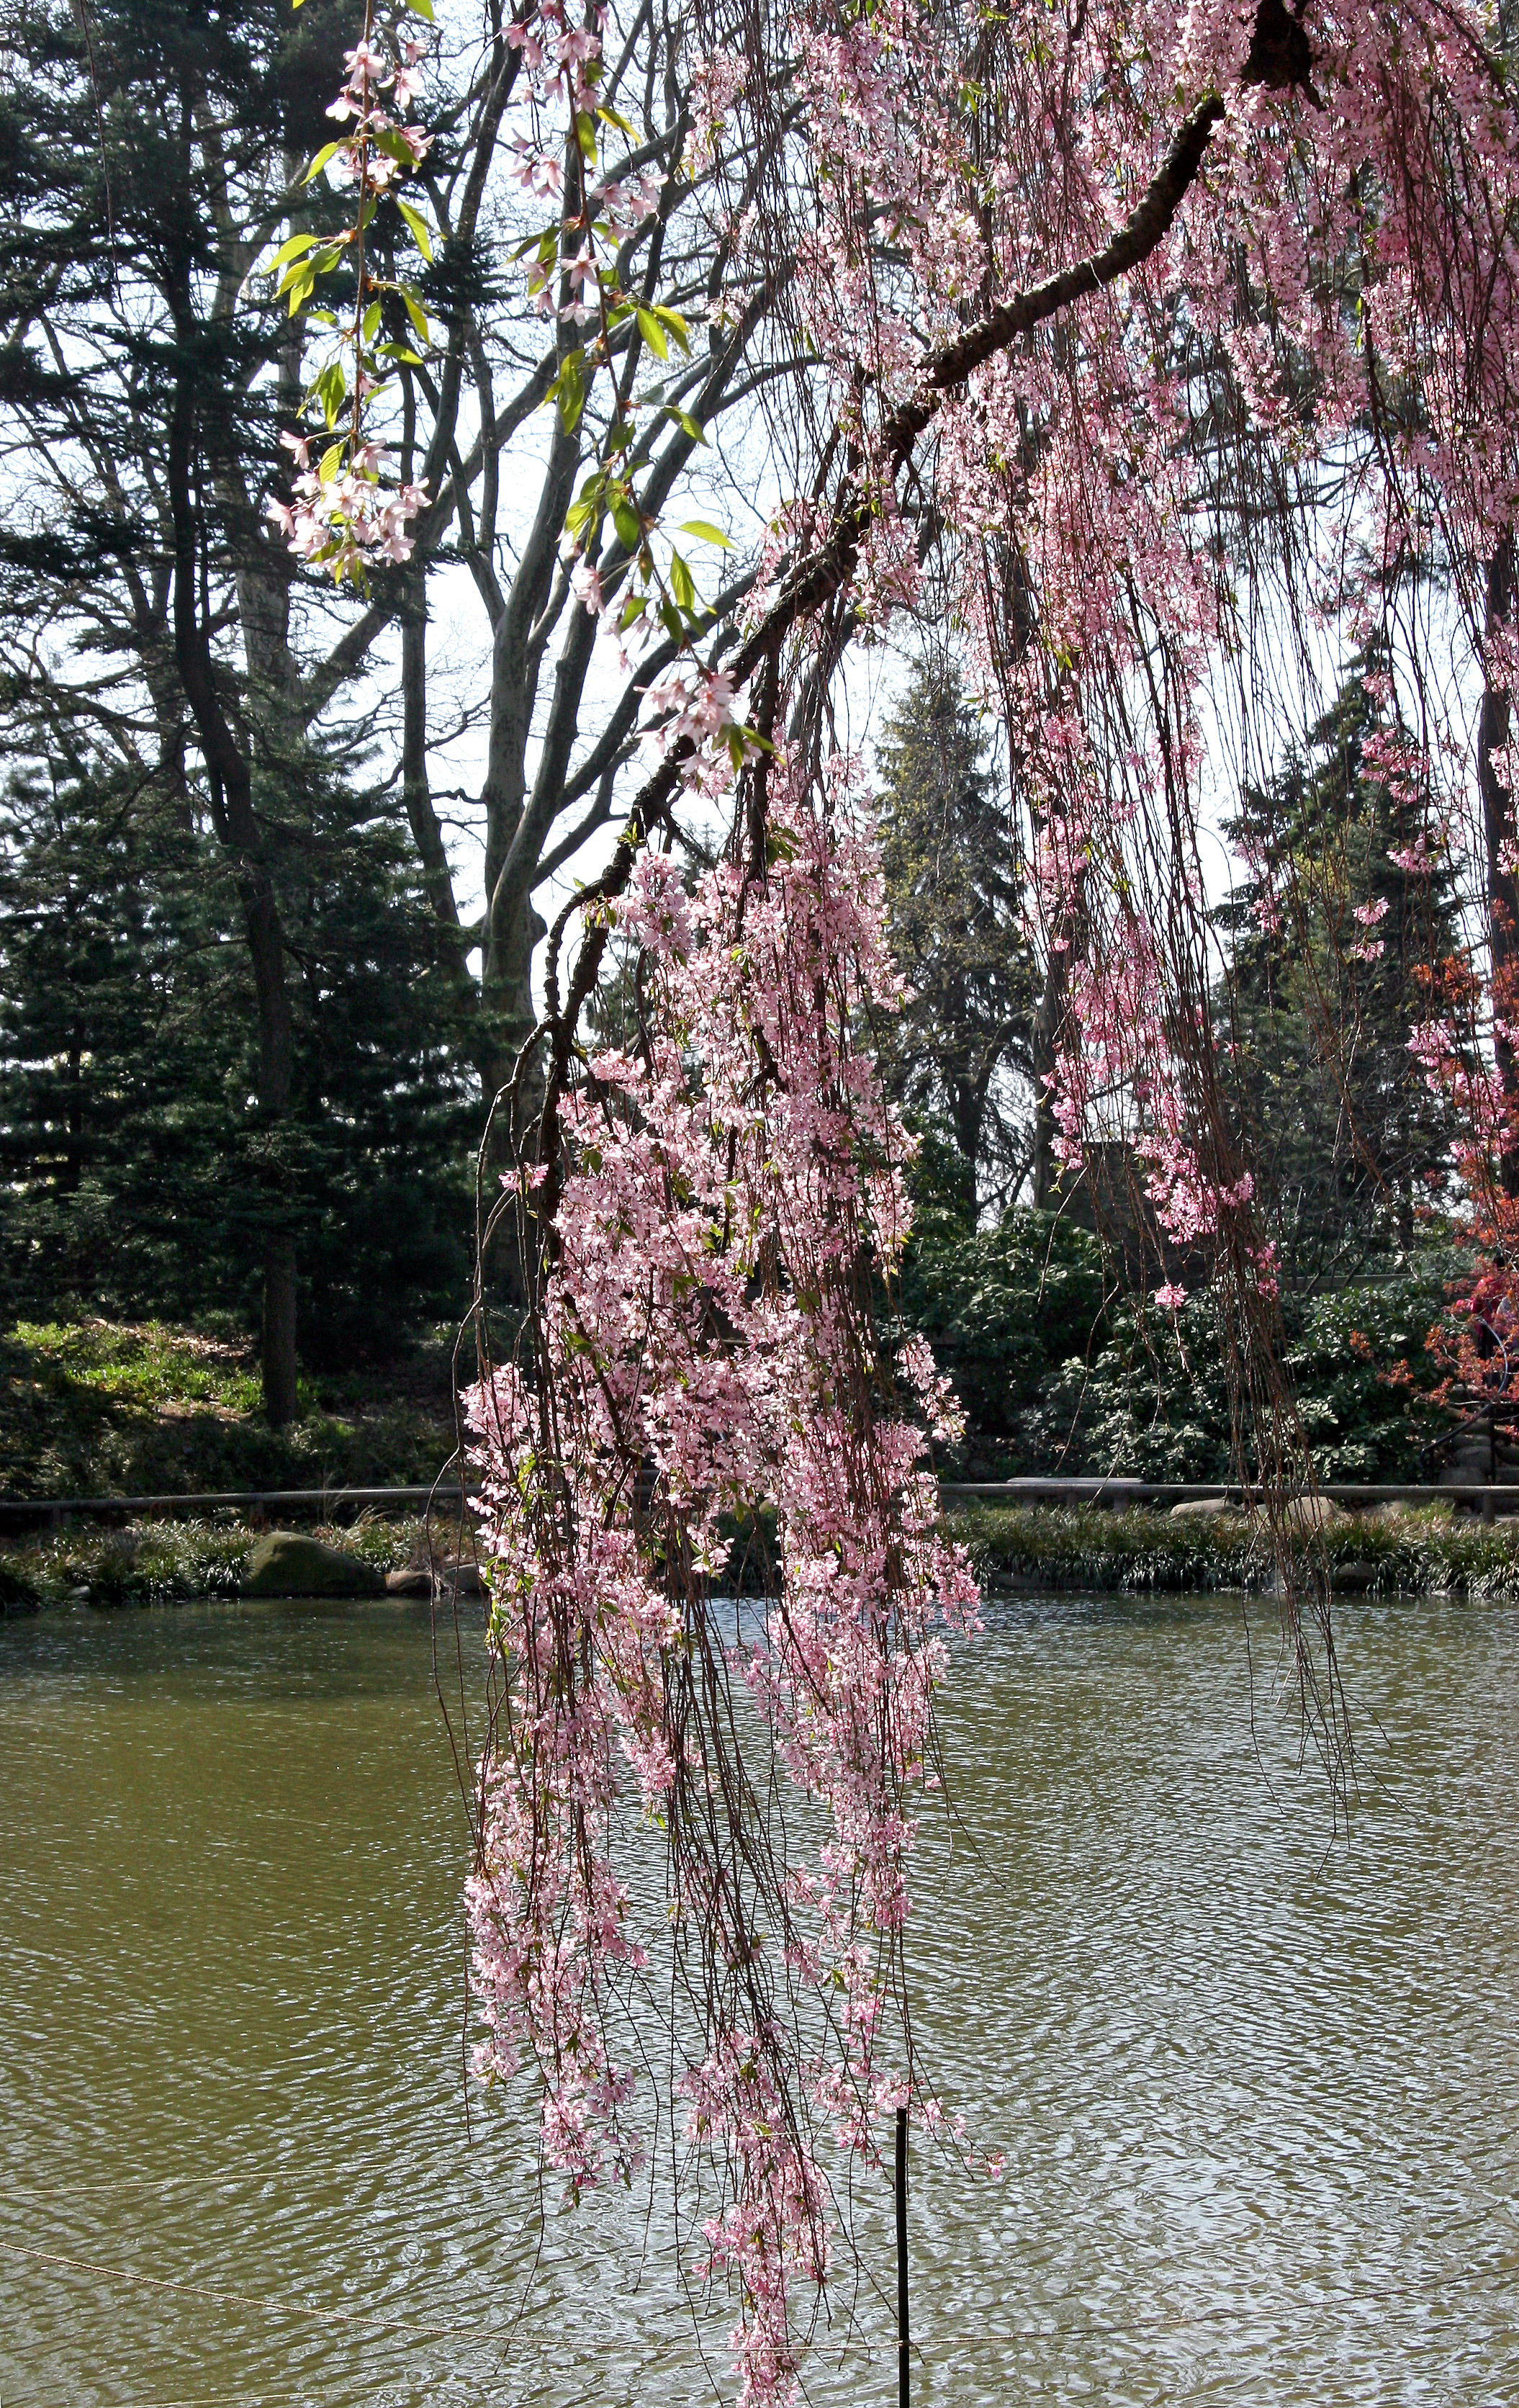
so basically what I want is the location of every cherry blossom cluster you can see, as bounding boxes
[268,431,426,572]
[323,29,430,187]
[256,1,1519,2396]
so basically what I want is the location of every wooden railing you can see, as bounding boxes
[6,1476,1519,1528]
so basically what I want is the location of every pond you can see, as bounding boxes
[1,1590,1515,2405]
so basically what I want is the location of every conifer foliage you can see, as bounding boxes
[874,665,1037,1216]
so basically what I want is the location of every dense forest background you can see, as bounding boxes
[0,640,1474,1493]
[0,0,1481,1495]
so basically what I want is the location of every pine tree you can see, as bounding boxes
[0,747,476,1362]
[875,665,1037,1219]
[1217,653,1463,1287]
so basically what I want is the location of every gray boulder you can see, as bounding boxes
[436,1559,484,1599]
[1169,1496,1242,1522]
[1281,1494,1346,1536]
[243,1531,384,1599]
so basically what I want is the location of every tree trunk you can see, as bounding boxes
[262,1232,299,1427]
[1029,948,1067,1209]
[168,330,300,1426]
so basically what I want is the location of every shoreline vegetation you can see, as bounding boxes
[7,1316,1519,1614]
[6,1501,1519,1617]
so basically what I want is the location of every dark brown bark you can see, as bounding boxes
[168,327,299,1427]
[262,1233,299,1431]
[1029,954,1068,1210]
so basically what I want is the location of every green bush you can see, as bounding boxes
[0,1513,438,1612]
[949,1501,1519,1598]
[894,1207,1107,1470]
[898,1203,1459,1481]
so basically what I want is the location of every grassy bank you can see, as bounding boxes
[0,1513,476,1613]
[949,1503,1519,1600]
[9,1499,1519,1617]
[1,1316,460,1500]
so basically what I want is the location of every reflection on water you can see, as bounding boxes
[1,1591,1516,2406]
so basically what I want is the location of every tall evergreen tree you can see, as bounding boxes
[0,747,476,1359]
[1217,655,1464,1286]
[875,665,1037,1219]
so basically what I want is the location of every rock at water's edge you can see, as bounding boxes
[243,1531,384,1599]
[384,1565,432,1598]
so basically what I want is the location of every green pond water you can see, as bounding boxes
[1,1591,1516,2405]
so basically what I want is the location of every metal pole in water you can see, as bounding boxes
[896,2103,909,2408]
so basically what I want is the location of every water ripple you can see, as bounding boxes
[1,1594,1515,2404]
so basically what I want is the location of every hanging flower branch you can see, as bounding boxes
[266,0,436,582]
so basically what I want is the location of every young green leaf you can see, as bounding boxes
[669,550,695,611]
[664,407,708,445]
[635,307,668,361]
[266,230,321,276]
[678,520,732,548]
[397,199,434,262]
[654,305,691,355]
[302,140,346,185]
[554,348,585,433]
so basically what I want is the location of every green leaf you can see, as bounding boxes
[278,240,335,295]
[318,438,345,483]
[635,306,668,361]
[574,112,598,164]
[283,266,316,317]
[266,230,320,275]
[654,305,690,355]
[665,407,708,445]
[397,199,434,262]
[597,103,636,138]
[669,550,694,611]
[302,140,346,185]
[610,496,641,550]
[314,359,348,427]
[374,125,416,167]
[619,593,647,631]
[659,599,683,645]
[406,0,434,17]
[361,297,382,343]
[400,285,432,346]
[554,347,585,433]
[678,519,732,548]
